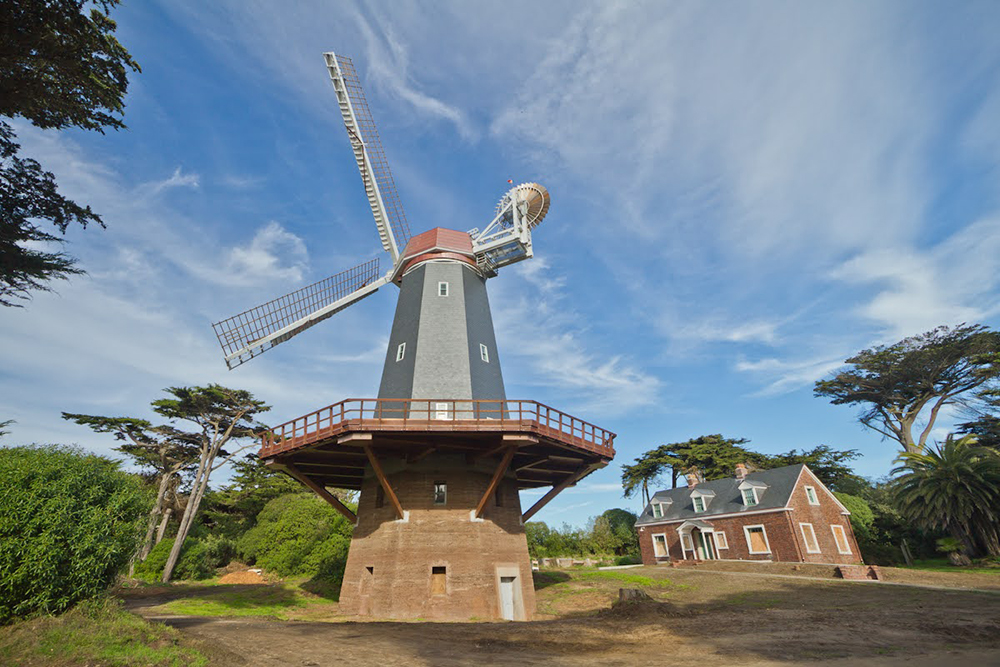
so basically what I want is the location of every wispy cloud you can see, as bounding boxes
[735,354,847,397]
[144,167,200,195]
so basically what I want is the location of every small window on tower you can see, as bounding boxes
[396,342,406,362]
[433,482,447,505]
[438,281,449,297]
[480,344,490,363]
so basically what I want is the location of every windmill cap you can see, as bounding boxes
[394,228,477,281]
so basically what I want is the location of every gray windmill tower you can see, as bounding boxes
[212,53,615,621]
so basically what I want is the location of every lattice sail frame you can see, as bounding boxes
[325,53,412,262]
[213,259,383,369]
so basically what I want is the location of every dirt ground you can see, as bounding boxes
[122,566,1000,666]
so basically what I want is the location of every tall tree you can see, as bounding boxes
[61,414,199,563]
[151,386,269,582]
[815,324,1000,454]
[892,434,1000,557]
[0,0,140,306]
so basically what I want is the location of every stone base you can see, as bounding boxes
[338,453,535,621]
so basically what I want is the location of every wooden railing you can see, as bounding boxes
[259,398,616,458]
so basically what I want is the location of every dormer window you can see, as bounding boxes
[651,500,671,518]
[690,489,715,513]
[738,479,768,507]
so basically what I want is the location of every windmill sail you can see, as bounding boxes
[325,53,412,261]
[213,258,386,369]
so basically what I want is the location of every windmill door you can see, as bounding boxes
[499,576,516,620]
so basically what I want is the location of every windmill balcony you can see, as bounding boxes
[258,398,616,490]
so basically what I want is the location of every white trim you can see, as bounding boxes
[714,531,729,550]
[396,342,406,362]
[795,466,852,515]
[652,533,669,558]
[741,487,759,507]
[804,485,820,505]
[799,523,821,553]
[652,502,664,519]
[434,402,451,420]
[692,496,706,513]
[438,281,449,297]
[743,524,771,554]
[680,532,695,558]
[638,506,793,528]
[480,343,490,363]
[831,524,852,554]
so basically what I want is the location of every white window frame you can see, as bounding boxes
[680,533,694,554]
[692,496,705,513]
[714,531,729,550]
[831,524,852,555]
[743,524,771,554]
[652,502,663,519]
[438,281,449,297]
[480,343,489,363]
[396,342,406,362]
[799,523,821,554]
[742,488,759,506]
[652,533,669,558]
[434,402,451,420]
[805,485,819,505]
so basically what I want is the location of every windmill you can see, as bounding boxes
[211,53,615,621]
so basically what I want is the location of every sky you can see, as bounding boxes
[3,0,1000,528]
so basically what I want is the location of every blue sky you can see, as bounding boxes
[3,1,1000,528]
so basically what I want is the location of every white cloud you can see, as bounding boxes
[735,354,847,397]
[144,167,199,195]
[224,221,310,287]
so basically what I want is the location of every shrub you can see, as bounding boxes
[613,555,642,566]
[0,445,148,623]
[238,492,353,578]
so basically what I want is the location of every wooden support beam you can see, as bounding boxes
[516,456,550,472]
[407,447,436,463]
[364,444,404,519]
[474,446,517,518]
[280,462,357,523]
[522,465,594,523]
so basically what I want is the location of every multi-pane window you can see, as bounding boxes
[652,502,663,518]
[800,523,820,553]
[480,343,490,363]
[692,496,705,512]
[652,534,668,557]
[831,525,852,554]
[744,526,770,554]
[805,486,819,505]
[433,482,447,505]
[742,488,758,506]
[396,342,405,362]
[438,281,449,297]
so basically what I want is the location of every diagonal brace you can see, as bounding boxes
[522,465,596,523]
[474,446,517,518]
[280,462,357,523]
[364,444,404,519]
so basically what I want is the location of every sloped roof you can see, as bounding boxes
[635,464,805,526]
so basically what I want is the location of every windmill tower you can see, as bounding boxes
[212,53,615,621]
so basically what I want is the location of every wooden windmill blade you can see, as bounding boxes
[212,258,387,369]
[325,52,412,263]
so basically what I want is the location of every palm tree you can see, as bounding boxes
[892,434,1000,557]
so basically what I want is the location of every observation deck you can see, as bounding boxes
[259,398,616,492]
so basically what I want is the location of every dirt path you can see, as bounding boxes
[126,571,1000,667]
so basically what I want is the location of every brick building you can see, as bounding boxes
[635,464,862,565]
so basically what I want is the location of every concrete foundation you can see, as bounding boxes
[338,452,535,621]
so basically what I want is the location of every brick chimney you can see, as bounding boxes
[735,463,748,480]
[685,469,699,488]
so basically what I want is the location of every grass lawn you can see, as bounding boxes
[900,558,1000,574]
[0,598,209,667]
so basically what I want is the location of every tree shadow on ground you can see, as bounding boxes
[301,575,341,601]
[532,571,571,590]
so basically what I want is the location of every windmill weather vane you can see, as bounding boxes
[209,52,614,622]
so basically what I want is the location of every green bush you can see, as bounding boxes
[134,537,214,581]
[0,445,149,623]
[238,492,353,578]
[613,555,642,566]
